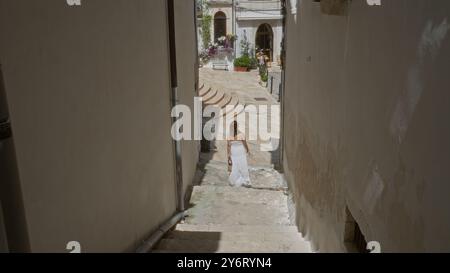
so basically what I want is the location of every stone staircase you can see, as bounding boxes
[151,79,311,253]
[198,83,243,117]
[154,224,311,253]
[152,157,313,253]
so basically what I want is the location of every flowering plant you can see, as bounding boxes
[207,43,218,56]
[217,34,237,50]
[218,36,227,45]
[226,34,237,43]
[199,35,236,63]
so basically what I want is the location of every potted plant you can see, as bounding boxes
[234,55,251,72]
[249,57,258,70]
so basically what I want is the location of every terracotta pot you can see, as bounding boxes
[234,66,248,72]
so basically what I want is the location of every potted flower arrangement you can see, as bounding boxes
[233,55,251,72]
[217,36,227,46]
[217,35,236,55]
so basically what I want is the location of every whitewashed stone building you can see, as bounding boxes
[198,0,283,65]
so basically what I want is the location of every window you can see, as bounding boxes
[214,11,227,42]
[255,24,274,61]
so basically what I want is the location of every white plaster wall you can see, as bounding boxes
[272,22,283,61]
[0,0,197,252]
[175,0,201,201]
[283,0,450,252]
[236,19,283,59]
[199,1,283,61]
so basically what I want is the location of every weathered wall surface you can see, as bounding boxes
[284,0,450,252]
[0,0,197,252]
[174,0,201,203]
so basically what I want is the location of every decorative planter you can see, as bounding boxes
[234,66,249,72]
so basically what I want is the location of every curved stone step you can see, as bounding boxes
[199,86,212,97]
[204,89,225,105]
[227,95,239,109]
[223,103,245,118]
[202,88,218,102]
[207,93,232,109]
[222,96,240,116]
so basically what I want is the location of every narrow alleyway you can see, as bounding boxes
[153,69,312,253]
[2,0,449,254]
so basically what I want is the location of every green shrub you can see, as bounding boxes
[234,55,251,68]
[201,15,212,50]
[249,58,258,69]
[261,73,268,82]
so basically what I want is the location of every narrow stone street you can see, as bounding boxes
[153,69,312,253]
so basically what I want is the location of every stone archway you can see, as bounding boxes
[214,11,227,42]
[255,23,274,62]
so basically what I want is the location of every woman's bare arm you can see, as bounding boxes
[227,139,231,160]
[243,139,250,154]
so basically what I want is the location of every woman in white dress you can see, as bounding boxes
[227,121,251,187]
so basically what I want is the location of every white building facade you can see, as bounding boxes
[198,0,283,65]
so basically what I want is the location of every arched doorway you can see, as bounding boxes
[214,11,227,42]
[255,23,274,62]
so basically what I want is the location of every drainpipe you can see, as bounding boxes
[167,0,184,212]
[136,211,185,253]
[232,0,236,56]
[194,0,200,92]
[279,0,287,172]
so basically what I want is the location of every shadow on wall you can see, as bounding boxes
[270,138,281,171]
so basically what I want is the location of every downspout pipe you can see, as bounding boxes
[136,211,185,253]
[194,0,200,91]
[232,0,235,56]
[168,0,184,212]
[279,0,287,172]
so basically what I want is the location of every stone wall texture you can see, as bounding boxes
[283,0,450,252]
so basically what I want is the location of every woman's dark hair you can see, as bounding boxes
[233,121,238,138]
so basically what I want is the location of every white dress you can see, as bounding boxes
[229,140,251,187]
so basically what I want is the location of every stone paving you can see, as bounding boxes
[200,68,281,168]
[153,68,312,253]
[199,68,278,106]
